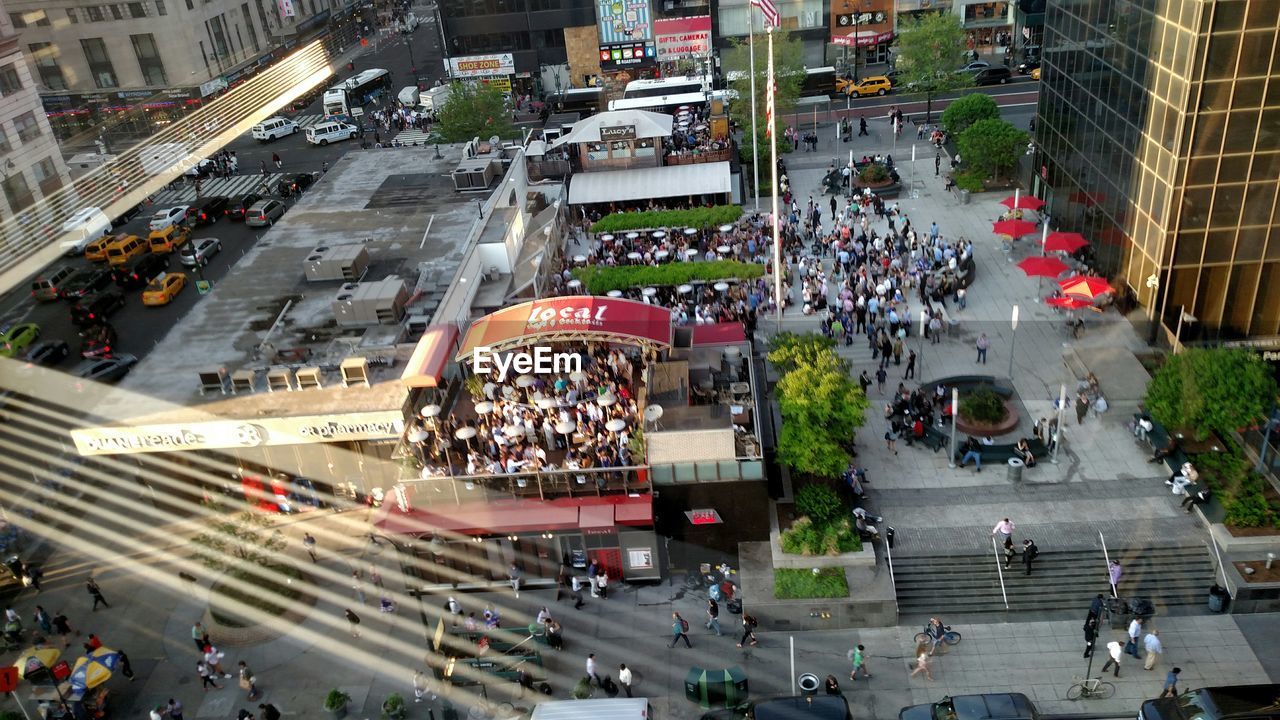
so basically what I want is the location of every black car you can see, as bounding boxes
[900,694,1040,720]
[1017,59,1041,74]
[226,193,264,220]
[973,67,1013,86]
[277,172,318,197]
[110,203,143,228]
[113,252,169,289]
[188,196,229,226]
[59,267,114,300]
[1140,685,1280,720]
[74,354,138,383]
[70,290,126,326]
[23,340,71,367]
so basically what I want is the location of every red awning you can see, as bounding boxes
[615,498,653,526]
[374,494,653,536]
[455,296,674,360]
[578,504,615,529]
[691,322,746,347]
[401,324,460,388]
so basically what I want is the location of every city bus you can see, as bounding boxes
[546,87,603,115]
[322,68,392,119]
[622,75,708,99]
[608,90,707,113]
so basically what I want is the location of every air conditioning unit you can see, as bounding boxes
[451,158,498,191]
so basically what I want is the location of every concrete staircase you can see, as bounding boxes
[892,545,1218,619]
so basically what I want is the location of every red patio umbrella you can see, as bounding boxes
[992,219,1038,238]
[1059,274,1114,299]
[1044,231,1089,254]
[1046,295,1093,310]
[1016,256,1070,278]
[1000,195,1045,211]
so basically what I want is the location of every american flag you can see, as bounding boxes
[751,0,780,29]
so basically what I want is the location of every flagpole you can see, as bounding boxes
[769,24,782,332]
[748,8,760,212]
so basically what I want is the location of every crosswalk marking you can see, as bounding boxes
[150,173,286,205]
[393,128,436,146]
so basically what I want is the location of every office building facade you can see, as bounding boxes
[1032,0,1280,342]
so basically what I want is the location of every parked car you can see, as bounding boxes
[58,207,112,256]
[245,200,286,227]
[110,203,144,227]
[70,290,126,327]
[31,266,77,302]
[900,694,1040,720]
[225,193,264,220]
[276,173,318,197]
[141,272,188,306]
[187,196,229,226]
[113,252,170,289]
[179,238,223,268]
[60,267,114,300]
[148,206,190,232]
[957,60,991,73]
[74,354,138,383]
[23,340,71,367]
[973,66,1013,85]
[0,323,41,358]
[1139,684,1280,720]
[1017,59,1041,74]
[251,117,300,141]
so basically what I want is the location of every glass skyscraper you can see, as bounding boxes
[1032,0,1280,342]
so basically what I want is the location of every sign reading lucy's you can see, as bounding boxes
[599,124,637,141]
[654,16,712,60]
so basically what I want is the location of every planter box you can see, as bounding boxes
[737,541,897,630]
[768,500,876,571]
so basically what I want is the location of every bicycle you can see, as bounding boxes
[913,628,962,652]
[1066,675,1115,700]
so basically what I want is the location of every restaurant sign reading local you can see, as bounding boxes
[70,410,406,456]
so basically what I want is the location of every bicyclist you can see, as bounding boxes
[925,617,947,655]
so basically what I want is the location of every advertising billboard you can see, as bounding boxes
[830,0,894,46]
[598,42,656,69]
[654,16,712,60]
[597,0,653,44]
[447,53,516,78]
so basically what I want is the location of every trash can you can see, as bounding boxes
[959,189,971,205]
[1105,597,1128,629]
[1208,584,1229,613]
[797,673,820,697]
[1006,457,1025,483]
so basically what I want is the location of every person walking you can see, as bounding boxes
[191,621,210,652]
[86,578,109,611]
[858,116,868,136]
[570,575,586,610]
[618,663,634,697]
[1161,667,1181,697]
[508,563,522,598]
[585,653,603,685]
[167,699,185,720]
[991,518,1015,544]
[1083,616,1098,658]
[1022,539,1038,576]
[1076,392,1090,424]
[34,606,52,636]
[238,661,259,700]
[302,533,317,563]
[904,350,917,380]
[910,643,933,681]
[197,661,222,690]
[849,644,871,680]
[737,613,759,648]
[203,645,231,678]
[1100,639,1123,677]
[1143,630,1163,670]
[271,152,282,170]
[352,572,365,605]
[934,152,941,176]
[706,598,723,636]
[976,334,990,364]
[51,611,73,648]
[1126,617,1143,657]
[669,612,692,648]
[118,650,135,681]
[345,608,361,638]
[1002,537,1016,569]
[150,706,166,720]
[413,669,429,702]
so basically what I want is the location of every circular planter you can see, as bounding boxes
[205,568,317,647]
[955,399,1020,437]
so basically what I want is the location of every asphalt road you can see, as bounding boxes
[0,18,445,376]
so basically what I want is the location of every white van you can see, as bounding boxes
[420,85,451,113]
[251,116,299,141]
[530,699,652,720]
[397,86,420,107]
[58,207,112,256]
[305,121,359,146]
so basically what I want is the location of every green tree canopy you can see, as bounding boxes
[941,93,1000,136]
[893,13,971,122]
[1145,348,1278,439]
[435,81,516,143]
[958,119,1028,180]
[775,345,869,476]
[768,331,837,373]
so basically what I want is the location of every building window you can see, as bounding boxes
[110,4,123,19]
[185,0,194,10]
[130,33,168,86]
[0,64,21,96]
[241,3,259,51]
[2,173,33,212]
[0,127,11,154]
[67,9,79,23]
[34,9,50,25]
[86,6,105,21]
[80,38,119,88]
[155,0,167,14]
[32,157,62,193]
[28,44,68,91]
[14,111,42,142]
[8,12,25,27]
[129,2,147,16]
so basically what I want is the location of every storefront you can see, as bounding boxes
[829,0,894,68]
[446,53,519,96]
[959,0,1014,53]
[40,88,204,143]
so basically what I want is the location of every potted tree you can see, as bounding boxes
[381,692,408,720]
[324,689,352,719]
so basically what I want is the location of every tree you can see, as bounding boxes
[191,511,287,572]
[723,29,805,191]
[776,347,869,477]
[958,119,1027,180]
[893,13,971,122]
[768,331,837,373]
[434,81,516,143]
[1145,348,1277,439]
[941,93,1000,136]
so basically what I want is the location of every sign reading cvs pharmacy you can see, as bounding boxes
[71,410,406,456]
[447,53,516,78]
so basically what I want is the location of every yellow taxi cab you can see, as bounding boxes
[148,224,191,254]
[84,234,116,262]
[141,272,187,306]
[845,76,893,97]
[1031,67,1041,80]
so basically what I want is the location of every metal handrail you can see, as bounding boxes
[992,536,1010,610]
[1099,530,1117,598]
[884,527,899,617]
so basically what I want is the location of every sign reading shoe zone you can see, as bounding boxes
[447,54,516,78]
[71,410,406,456]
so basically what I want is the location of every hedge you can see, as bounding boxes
[572,260,764,294]
[589,205,744,234]
[774,567,849,599]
